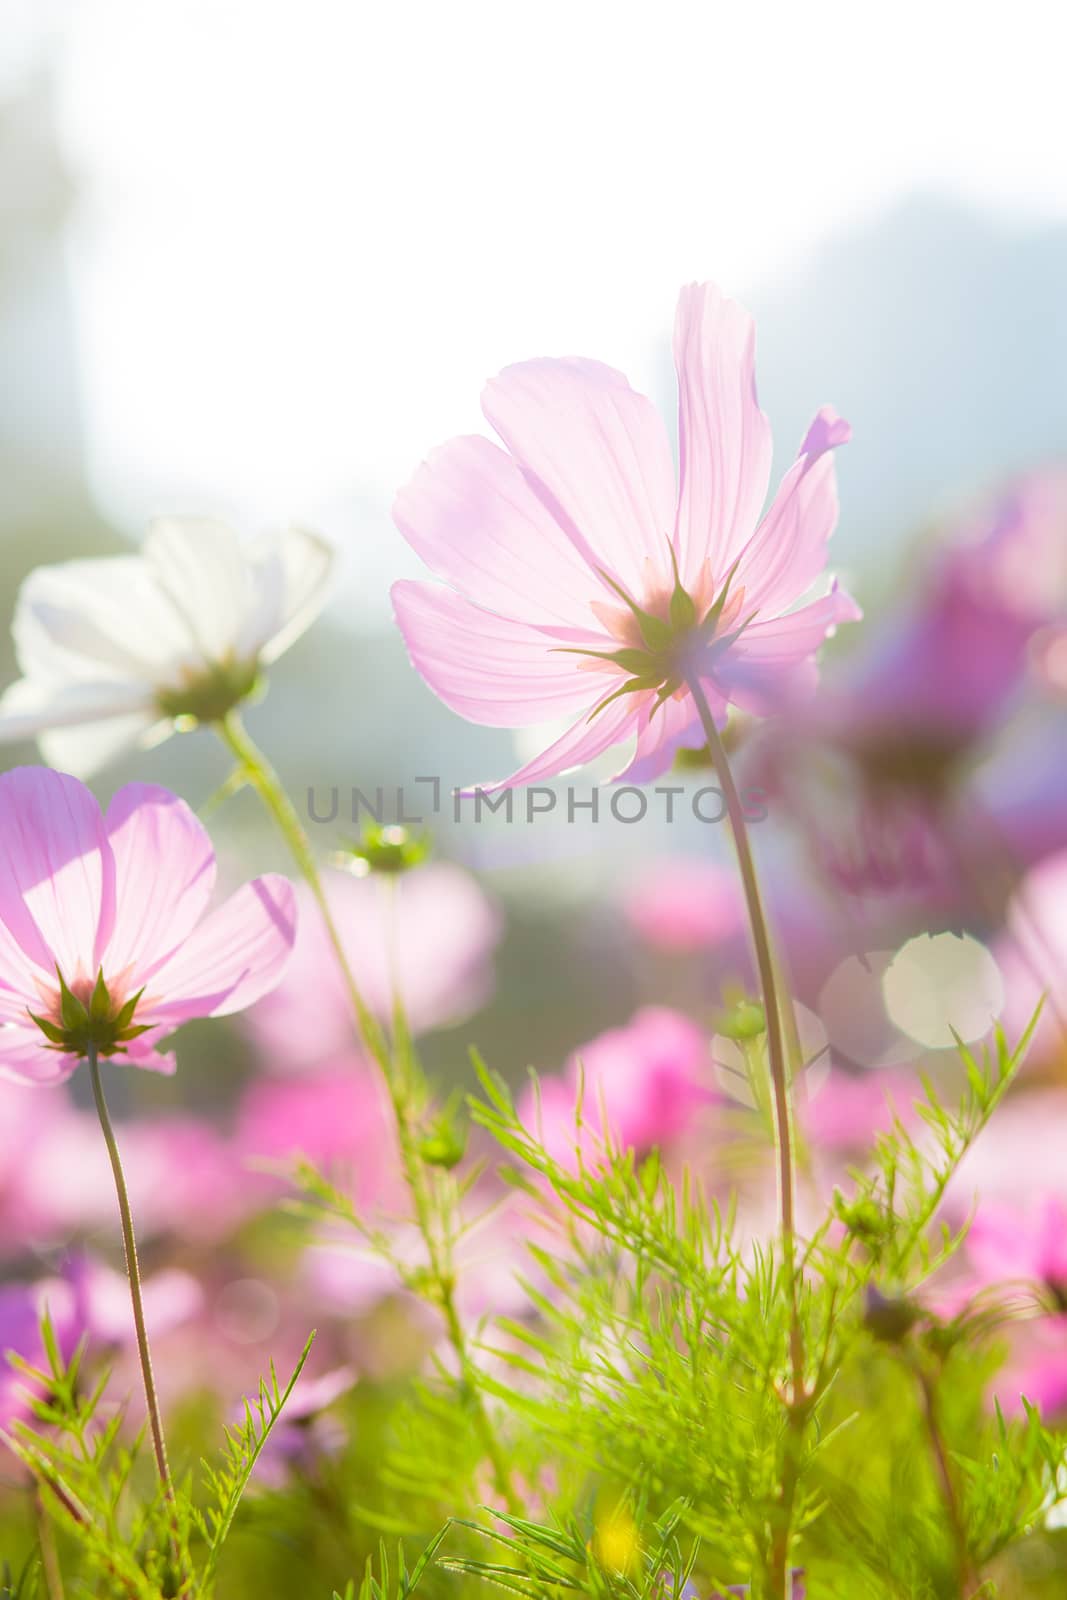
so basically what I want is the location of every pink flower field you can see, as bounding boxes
[0,13,1064,1597]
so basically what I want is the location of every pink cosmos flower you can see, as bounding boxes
[744,467,1067,906]
[0,1277,75,1431]
[246,863,499,1071]
[392,281,859,786]
[799,1066,921,1154]
[235,1064,404,1209]
[0,767,296,1084]
[992,848,1067,1065]
[623,860,745,952]
[965,1195,1067,1302]
[519,1006,714,1168]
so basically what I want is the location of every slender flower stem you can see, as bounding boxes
[913,1358,980,1597]
[87,1046,184,1575]
[35,1486,65,1600]
[215,710,519,1512]
[684,675,807,1599]
[683,680,798,1286]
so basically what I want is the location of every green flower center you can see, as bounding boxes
[30,969,150,1058]
[157,657,263,726]
[565,550,751,722]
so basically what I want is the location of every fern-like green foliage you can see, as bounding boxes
[10,1010,1067,1599]
[5,1315,313,1598]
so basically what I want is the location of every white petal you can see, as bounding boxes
[39,714,166,781]
[13,556,195,685]
[255,527,335,664]
[144,516,255,664]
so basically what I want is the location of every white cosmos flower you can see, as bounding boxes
[0,517,334,777]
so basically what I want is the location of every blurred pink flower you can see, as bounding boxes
[993,848,1067,1064]
[0,1277,74,1430]
[0,1256,201,1431]
[252,1365,357,1487]
[519,1006,714,1166]
[1034,623,1067,697]
[993,1316,1067,1418]
[965,1195,1067,1299]
[63,1252,204,1346]
[0,768,296,1084]
[623,860,744,952]
[305,1199,533,1328]
[235,1064,404,1209]
[15,1110,246,1247]
[799,1066,921,1154]
[246,863,500,1071]
[744,467,1067,905]
[392,281,858,787]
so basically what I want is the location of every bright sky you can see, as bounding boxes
[19,1,1067,605]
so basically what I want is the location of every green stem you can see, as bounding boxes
[913,1357,980,1596]
[215,710,519,1513]
[684,682,798,1292]
[684,675,806,1599]
[87,1047,184,1577]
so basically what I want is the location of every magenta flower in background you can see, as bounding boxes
[235,1066,404,1210]
[742,466,1067,905]
[965,1195,1067,1301]
[246,863,500,1071]
[0,1277,78,1430]
[799,1066,921,1155]
[623,859,745,952]
[519,1006,714,1167]
[993,848,1067,1064]
[0,767,296,1083]
[392,282,859,786]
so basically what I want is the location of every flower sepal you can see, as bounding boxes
[29,968,149,1058]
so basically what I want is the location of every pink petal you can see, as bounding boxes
[482,357,677,596]
[672,282,773,584]
[143,874,297,1025]
[475,694,639,791]
[0,1024,77,1086]
[392,580,601,726]
[102,785,218,983]
[734,407,851,615]
[393,435,602,630]
[611,694,705,784]
[715,584,862,715]
[0,767,115,983]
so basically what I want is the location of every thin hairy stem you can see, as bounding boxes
[215,710,519,1512]
[683,675,807,1598]
[87,1047,186,1585]
[913,1358,981,1596]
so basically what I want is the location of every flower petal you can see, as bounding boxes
[101,785,218,983]
[734,408,851,616]
[143,874,297,1025]
[0,678,158,778]
[392,580,602,726]
[143,516,255,664]
[0,1024,77,1085]
[611,694,706,784]
[38,713,168,782]
[394,435,600,629]
[256,527,335,664]
[0,768,115,982]
[714,584,862,715]
[474,693,639,791]
[482,357,677,595]
[11,555,194,685]
[672,281,773,584]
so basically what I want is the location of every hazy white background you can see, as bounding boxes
[4,0,1066,615]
